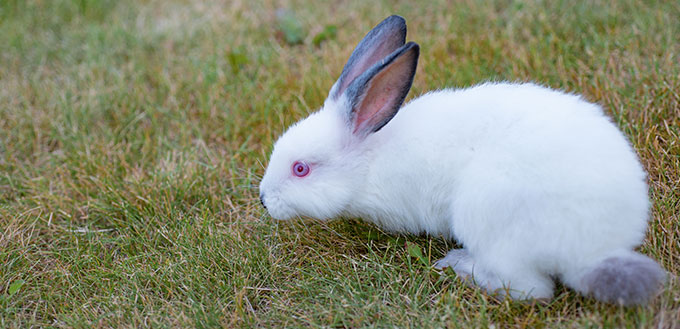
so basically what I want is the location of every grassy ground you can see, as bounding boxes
[1,0,678,327]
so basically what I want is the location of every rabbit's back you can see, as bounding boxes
[362,83,649,259]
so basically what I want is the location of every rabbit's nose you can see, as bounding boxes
[259,193,267,209]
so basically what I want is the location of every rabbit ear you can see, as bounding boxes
[344,42,419,138]
[329,15,407,100]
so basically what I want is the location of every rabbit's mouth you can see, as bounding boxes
[260,193,297,220]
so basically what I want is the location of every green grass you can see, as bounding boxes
[1,0,678,327]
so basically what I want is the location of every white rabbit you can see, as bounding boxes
[258,15,665,305]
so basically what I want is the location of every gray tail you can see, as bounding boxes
[579,252,666,306]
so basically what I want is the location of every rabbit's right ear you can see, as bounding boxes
[344,42,419,139]
[328,15,407,100]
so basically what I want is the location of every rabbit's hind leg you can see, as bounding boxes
[437,249,554,301]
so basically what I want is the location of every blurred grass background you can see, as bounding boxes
[0,0,678,327]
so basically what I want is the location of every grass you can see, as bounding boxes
[0,0,678,327]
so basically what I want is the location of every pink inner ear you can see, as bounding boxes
[339,42,399,98]
[353,52,415,135]
[355,87,391,132]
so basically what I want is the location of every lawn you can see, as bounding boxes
[1,0,678,327]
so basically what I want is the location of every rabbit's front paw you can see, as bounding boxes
[435,249,474,279]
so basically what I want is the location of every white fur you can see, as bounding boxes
[259,17,661,303]
[260,82,654,300]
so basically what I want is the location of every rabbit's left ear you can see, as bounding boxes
[344,42,419,139]
[329,15,407,100]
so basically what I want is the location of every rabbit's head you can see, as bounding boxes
[259,16,419,220]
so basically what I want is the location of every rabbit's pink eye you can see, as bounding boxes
[292,161,310,177]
